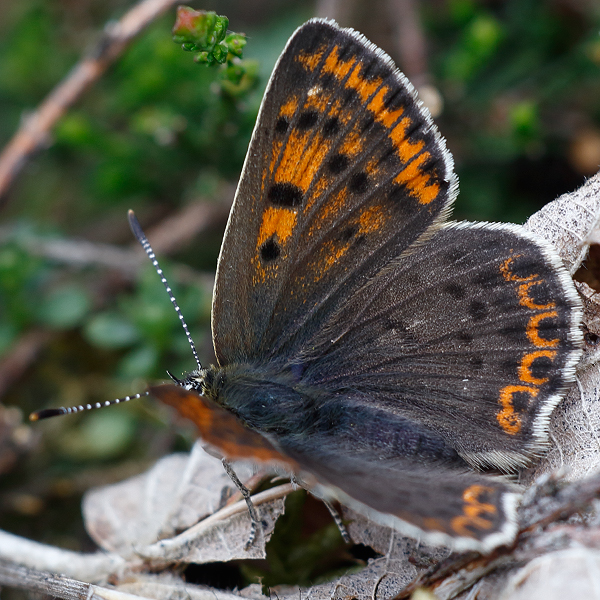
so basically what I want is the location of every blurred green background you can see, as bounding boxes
[0,0,599,590]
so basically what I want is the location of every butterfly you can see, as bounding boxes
[37,18,583,552]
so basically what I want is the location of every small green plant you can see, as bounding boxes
[172,7,257,93]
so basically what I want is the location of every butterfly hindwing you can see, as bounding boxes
[213,19,455,364]
[279,441,519,552]
[298,222,582,470]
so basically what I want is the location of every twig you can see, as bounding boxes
[0,559,247,600]
[385,0,428,87]
[314,0,358,23]
[0,195,227,399]
[0,530,127,584]
[0,329,54,399]
[0,0,179,206]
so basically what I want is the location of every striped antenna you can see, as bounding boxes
[128,210,202,372]
[30,392,148,421]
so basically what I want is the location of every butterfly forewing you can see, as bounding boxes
[212,20,455,364]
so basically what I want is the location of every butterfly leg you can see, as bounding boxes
[222,459,260,550]
[323,499,352,544]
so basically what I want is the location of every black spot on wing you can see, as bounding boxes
[268,183,303,207]
[297,110,319,130]
[469,355,484,370]
[322,116,340,137]
[455,331,473,343]
[469,300,488,321]
[327,154,349,174]
[529,354,554,381]
[275,117,289,134]
[349,172,369,194]
[445,283,465,299]
[339,225,358,242]
[260,238,280,262]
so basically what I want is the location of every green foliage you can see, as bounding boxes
[426,0,600,222]
[172,6,258,94]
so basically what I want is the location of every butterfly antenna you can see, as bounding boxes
[29,392,148,421]
[128,210,203,372]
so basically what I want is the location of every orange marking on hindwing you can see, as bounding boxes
[451,485,497,537]
[500,256,537,283]
[527,311,559,348]
[497,385,539,434]
[518,350,557,385]
[517,280,555,310]
[496,251,564,433]
[422,517,446,533]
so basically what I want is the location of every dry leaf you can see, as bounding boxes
[499,548,600,600]
[83,442,286,563]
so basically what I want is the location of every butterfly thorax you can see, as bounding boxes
[181,362,327,437]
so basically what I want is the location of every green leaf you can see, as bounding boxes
[118,344,160,378]
[56,410,136,460]
[37,284,91,329]
[84,312,140,349]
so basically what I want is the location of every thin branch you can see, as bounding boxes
[0,530,128,584]
[0,559,248,600]
[0,0,179,206]
[385,0,429,86]
[0,329,54,398]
